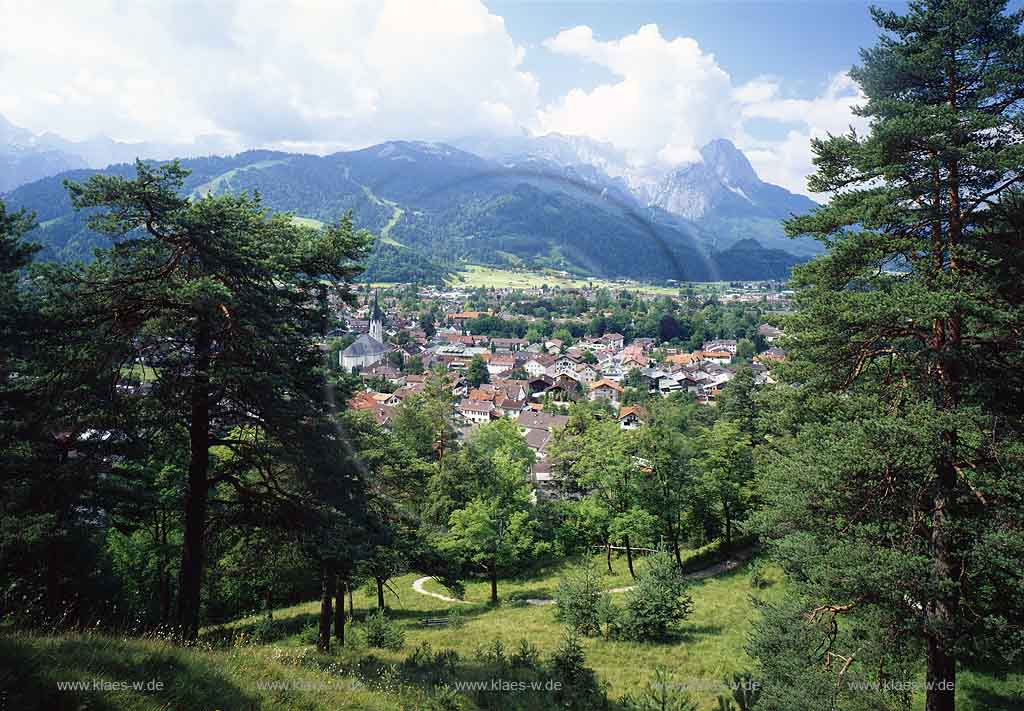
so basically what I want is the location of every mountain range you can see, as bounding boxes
[1,116,821,283]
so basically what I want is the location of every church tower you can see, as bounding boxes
[369,290,384,343]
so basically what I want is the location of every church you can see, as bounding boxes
[339,292,389,372]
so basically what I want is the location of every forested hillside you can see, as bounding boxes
[3,142,806,282]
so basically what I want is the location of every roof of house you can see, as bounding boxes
[517,411,569,431]
[618,405,648,421]
[342,334,388,358]
[348,391,381,410]
[524,427,551,451]
[590,378,624,392]
[459,399,495,414]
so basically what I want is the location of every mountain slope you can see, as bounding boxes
[649,139,821,255]
[4,141,811,282]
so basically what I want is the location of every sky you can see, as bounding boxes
[0,0,906,195]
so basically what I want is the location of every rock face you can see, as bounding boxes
[649,138,815,221]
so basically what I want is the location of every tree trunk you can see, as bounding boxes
[159,567,171,626]
[317,564,335,654]
[667,522,683,568]
[334,579,345,644]
[264,584,273,621]
[925,633,956,711]
[375,577,386,610]
[45,538,60,623]
[722,500,733,551]
[606,539,614,574]
[624,535,635,579]
[489,563,498,604]
[158,517,171,626]
[176,318,210,642]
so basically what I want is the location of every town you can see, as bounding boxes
[336,282,786,498]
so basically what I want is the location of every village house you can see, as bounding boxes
[491,337,529,352]
[523,354,555,377]
[588,378,623,405]
[484,352,516,376]
[549,354,582,378]
[600,332,625,350]
[757,323,783,343]
[757,347,787,364]
[618,405,647,429]
[701,350,733,366]
[573,362,600,384]
[544,338,564,354]
[458,398,495,425]
[703,339,738,354]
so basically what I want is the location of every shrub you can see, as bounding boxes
[726,671,762,711]
[748,559,768,589]
[617,549,693,641]
[363,609,405,650]
[621,666,698,711]
[446,606,466,629]
[555,562,617,637]
[421,685,470,711]
[511,638,542,670]
[402,641,459,686]
[548,631,608,710]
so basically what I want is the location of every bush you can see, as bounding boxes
[621,666,698,711]
[402,641,459,686]
[511,639,542,670]
[363,609,405,650]
[680,535,756,573]
[548,631,608,710]
[748,559,768,589]
[446,606,466,629]
[617,549,693,641]
[555,562,617,637]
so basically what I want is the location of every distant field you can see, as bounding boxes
[290,215,326,229]
[450,264,728,295]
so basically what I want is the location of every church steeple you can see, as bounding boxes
[369,290,384,342]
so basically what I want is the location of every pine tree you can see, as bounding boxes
[45,161,371,640]
[754,3,1024,710]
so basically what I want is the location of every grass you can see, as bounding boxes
[0,630,403,710]
[209,550,783,709]
[4,552,1019,710]
[290,215,326,229]
[191,159,288,198]
[450,263,728,296]
[119,364,159,383]
[360,185,407,248]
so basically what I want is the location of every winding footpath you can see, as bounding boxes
[411,551,751,607]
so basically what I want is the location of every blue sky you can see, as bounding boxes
[0,0,941,194]
[492,1,898,106]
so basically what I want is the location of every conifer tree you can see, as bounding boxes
[754,3,1024,709]
[45,162,371,640]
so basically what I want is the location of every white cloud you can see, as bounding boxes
[0,2,865,196]
[534,24,865,196]
[0,0,538,151]
[734,73,868,195]
[537,24,737,170]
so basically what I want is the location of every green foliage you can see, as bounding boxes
[751,1,1024,706]
[617,550,694,641]
[548,631,608,711]
[363,609,405,650]
[466,354,490,387]
[555,561,617,637]
[621,666,699,711]
[445,606,466,630]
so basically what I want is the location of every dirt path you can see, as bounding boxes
[411,550,752,607]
